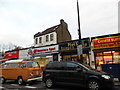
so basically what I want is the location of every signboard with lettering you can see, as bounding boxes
[4,50,19,59]
[28,45,59,57]
[59,38,90,54]
[92,36,120,49]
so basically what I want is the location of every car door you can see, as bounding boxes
[65,62,87,86]
[55,62,67,83]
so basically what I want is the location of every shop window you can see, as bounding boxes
[113,51,120,63]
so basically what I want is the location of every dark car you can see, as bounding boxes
[43,61,114,90]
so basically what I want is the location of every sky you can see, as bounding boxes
[0,0,119,50]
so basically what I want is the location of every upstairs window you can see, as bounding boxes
[39,37,42,43]
[46,35,49,42]
[50,34,54,41]
[35,38,38,44]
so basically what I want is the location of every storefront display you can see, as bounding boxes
[59,38,91,65]
[92,33,120,70]
[28,45,59,69]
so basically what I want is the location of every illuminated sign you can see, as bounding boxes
[92,36,120,49]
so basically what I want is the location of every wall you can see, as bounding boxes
[56,19,71,43]
[34,32,57,47]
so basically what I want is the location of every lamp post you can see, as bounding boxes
[77,0,83,63]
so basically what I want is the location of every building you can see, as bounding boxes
[34,19,72,47]
[91,33,120,70]
[59,38,91,65]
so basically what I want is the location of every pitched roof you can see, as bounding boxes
[34,24,60,38]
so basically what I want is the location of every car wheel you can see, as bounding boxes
[18,77,24,85]
[87,79,101,90]
[45,78,54,88]
[0,77,5,84]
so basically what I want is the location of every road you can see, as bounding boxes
[0,80,120,90]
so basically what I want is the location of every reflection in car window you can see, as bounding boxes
[67,62,80,70]
[20,63,26,68]
[28,62,40,68]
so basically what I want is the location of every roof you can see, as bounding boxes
[5,59,24,63]
[34,25,60,38]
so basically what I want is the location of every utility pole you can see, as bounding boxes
[77,0,81,40]
[77,0,83,63]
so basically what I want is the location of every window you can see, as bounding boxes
[67,62,80,70]
[28,62,40,68]
[1,63,18,68]
[39,37,42,43]
[35,38,38,44]
[46,62,58,70]
[50,34,54,41]
[46,35,49,42]
[20,63,26,68]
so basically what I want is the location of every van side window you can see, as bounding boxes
[7,63,18,68]
[20,63,26,68]
[28,62,40,68]
[67,62,80,70]
[0,64,7,68]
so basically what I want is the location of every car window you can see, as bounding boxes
[46,62,58,70]
[0,64,7,68]
[57,62,66,70]
[1,63,18,68]
[20,63,26,68]
[67,62,81,70]
[28,62,40,68]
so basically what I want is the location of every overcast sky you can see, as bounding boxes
[0,0,119,50]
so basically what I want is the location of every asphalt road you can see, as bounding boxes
[0,80,120,90]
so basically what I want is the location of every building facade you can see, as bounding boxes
[34,19,71,47]
[91,33,120,70]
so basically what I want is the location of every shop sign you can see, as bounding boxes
[60,41,79,51]
[92,36,120,49]
[59,38,90,51]
[29,45,59,56]
[4,50,19,59]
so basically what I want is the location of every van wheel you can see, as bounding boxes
[0,77,5,84]
[87,79,101,90]
[18,77,24,85]
[45,78,54,88]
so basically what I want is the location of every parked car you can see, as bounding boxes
[0,59,42,85]
[43,61,114,90]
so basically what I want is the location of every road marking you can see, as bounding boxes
[25,86,37,88]
[11,84,19,86]
[0,86,5,89]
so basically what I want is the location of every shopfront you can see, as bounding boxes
[91,33,120,70]
[59,38,91,65]
[28,45,59,69]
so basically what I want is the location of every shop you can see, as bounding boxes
[28,45,59,69]
[91,33,120,70]
[59,38,91,65]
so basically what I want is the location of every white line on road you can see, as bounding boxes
[25,86,37,88]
